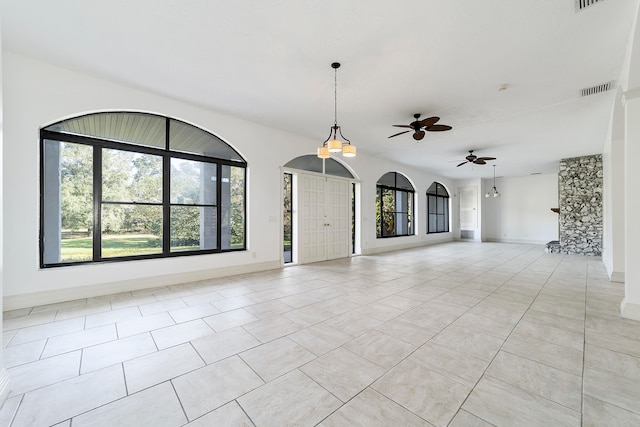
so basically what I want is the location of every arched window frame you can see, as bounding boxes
[39,111,247,268]
[426,182,450,233]
[376,172,415,238]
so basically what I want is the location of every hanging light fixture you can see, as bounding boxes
[485,165,501,198]
[317,62,356,159]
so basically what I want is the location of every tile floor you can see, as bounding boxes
[1,241,639,426]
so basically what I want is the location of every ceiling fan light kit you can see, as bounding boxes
[317,62,356,159]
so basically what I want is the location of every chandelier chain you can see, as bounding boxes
[334,66,338,126]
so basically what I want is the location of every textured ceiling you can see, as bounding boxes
[1,0,638,179]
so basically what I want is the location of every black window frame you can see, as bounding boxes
[426,182,450,234]
[40,113,247,268]
[376,172,415,238]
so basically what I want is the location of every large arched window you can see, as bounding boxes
[40,112,247,268]
[376,172,414,237]
[426,182,450,233]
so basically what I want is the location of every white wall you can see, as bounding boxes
[481,173,558,244]
[2,52,454,308]
[0,19,11,406]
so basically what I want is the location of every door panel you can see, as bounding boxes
[325,177,350,260]
[301,174,327,263]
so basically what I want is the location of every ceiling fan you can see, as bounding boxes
[457,150,496,167]
[388,113,452,141]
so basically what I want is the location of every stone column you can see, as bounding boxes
[558,155,603,256]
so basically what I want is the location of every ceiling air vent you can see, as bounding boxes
[580,81,615,97]
[575,0,604,12]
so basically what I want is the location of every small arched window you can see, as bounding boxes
[426,182,449,233]
[284,155,355,178]
[40,112,247,267]
[376,172,414,237]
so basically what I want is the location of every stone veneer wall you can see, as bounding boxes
[558,155,603,256]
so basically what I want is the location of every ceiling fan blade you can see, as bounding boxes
[474,159,487,165]
[425,124,452,132]
[476,156,496,161]
[419,116,440,127]
[388,130,411,138]
[457,161,468,167]
[413,131,425,141]
[392,125,412,128]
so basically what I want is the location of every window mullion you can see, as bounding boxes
[163,155,171,255]
[216,163,222,250]
[93,146,102,261]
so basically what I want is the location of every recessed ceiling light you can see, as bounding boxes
[497,84,508,92]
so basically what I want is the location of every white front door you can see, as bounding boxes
[299,173,351,264]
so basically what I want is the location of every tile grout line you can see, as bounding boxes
[450,252,569,424]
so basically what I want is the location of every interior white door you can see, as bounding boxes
[299,174,350,264]
[459,187,478,237]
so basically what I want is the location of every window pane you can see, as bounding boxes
[382,210,396,236]
[103,149,162,203]
[377,172,396,187]
[101,204,162,257]
[437,196,444,212]
[170,206,217,252]
[170,119,242,161]
[44,112,166,149]
[444,207,449,232]
[395,174,414,191]
[428,195,437,214]
[221,165,245,249]
[43,140,94,264]
[437,214,445,232]
[396,213,409,235]
[171,158,216,205]
[429,214,437,233]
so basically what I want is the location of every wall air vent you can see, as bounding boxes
[580,81,615,97]
[575,0,604,12]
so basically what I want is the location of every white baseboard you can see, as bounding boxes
[362,235,453,256]
[610,271,625,283]
[0,369,10,408]
[3,261,281,311]
[621,299,640,321]
[483,237,549,245]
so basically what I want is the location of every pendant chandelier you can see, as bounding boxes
[317,62,356,159]
[485,165,501,198]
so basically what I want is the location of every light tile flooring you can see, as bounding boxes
[1,242,639,426]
